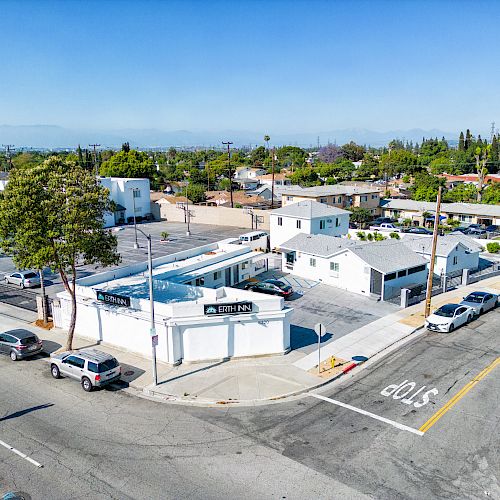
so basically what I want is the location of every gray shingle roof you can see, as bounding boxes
[402,234,482,256]
[270,200,350,219]
[380,199,500,217]
[280,233,428,273]
[349,239,428,274]
[280,233,359,257]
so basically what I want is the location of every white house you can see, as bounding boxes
[280,234,428,300]
[269,200,350,250]
[99,177,151,227]
[53,239,292,365]
[402,235,481,276]
[234,167,268,180]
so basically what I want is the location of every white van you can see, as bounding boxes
[239,231,269,251]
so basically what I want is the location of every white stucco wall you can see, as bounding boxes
[270,213,349,249]
[415,245,480,276]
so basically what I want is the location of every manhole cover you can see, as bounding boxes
[124,370,134,376]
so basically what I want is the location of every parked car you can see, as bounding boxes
[460,291,498,317]
[404,227,432,235]
[485,225,499,233]
[245,279,293,299]
[50,348,121,392]
[4,270,41,288]
[450,227,469,234]
[0,329,43,361]
[371,217,393,226]
[465,228,487,238]
[425,304,474,333]
[370,223,401,232]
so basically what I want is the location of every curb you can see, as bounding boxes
[136,324,427,408]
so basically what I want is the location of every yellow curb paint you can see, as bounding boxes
[419,357,500,433]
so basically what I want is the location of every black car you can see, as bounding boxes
[0,329,43,361]
[405,227,432,235]
[245,279,293,299]
[485,225,499,233]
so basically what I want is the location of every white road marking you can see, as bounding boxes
[0,439,43,468]
[310,394,424,436]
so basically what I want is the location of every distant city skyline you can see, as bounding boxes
[1,0,499,135]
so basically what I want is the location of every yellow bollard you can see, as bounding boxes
[330,356,336,369]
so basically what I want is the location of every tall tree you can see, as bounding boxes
[100,149,156,179]
[465,129,472,150]
[0,157,120,350]
[458,132,465,152]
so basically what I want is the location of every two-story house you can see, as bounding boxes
[269,200,350,249]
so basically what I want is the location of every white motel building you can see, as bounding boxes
[53,238,292,364]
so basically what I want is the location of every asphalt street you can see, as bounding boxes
[0,308,498,499]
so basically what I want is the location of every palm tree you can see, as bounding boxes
[475,146,489,202]
[264,135,270,150]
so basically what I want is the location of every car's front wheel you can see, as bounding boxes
[466,314,473,323]
[9,350,18,361]
[448,323,455,333]
[19,282,24,289]
[51,364,60,379]
[81,377,93,392]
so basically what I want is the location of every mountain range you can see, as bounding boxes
[0,124,459,149]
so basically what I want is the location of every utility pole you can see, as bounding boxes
[222,141,233,208]
[2,145,15,171]
[271,146,276,209]
[424,186,442,318]
[89,144,101,176]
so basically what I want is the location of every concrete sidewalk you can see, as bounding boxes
[295,275,500,371]
[2,274,498,406]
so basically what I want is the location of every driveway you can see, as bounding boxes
[243,270,398,355]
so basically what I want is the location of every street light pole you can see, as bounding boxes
[132,188,139,249]
[146,234,158,386]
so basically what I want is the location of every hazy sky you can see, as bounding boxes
[1,0,498,134]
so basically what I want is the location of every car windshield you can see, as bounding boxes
[23,272,37,279]
[434,305,458,318]
[266,280,289,290]
[464,294,483,303]
[97,358,119,372]
[20,336,38,345]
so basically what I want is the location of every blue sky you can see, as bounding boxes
[1,0,498,135]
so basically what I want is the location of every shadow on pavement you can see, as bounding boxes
[291,325,333,350]
[157,359,229,386]
[106,363,146,391]
[0,403,54,422]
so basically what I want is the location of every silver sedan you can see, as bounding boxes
[4,271,41,288]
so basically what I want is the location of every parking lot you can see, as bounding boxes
[0,221,245,300]
[241,270,398,355]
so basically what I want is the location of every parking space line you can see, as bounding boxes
[419,356,500,434]
[0,439,43,468]
[310,394,424,436]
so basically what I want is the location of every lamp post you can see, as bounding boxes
[126,226,158,385]
[131,188,139,249]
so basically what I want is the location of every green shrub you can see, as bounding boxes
[356,231,366,241]
[373,232,385,241]
[389,232,400,239]
[160,231,169,240]
[367,232,373,241]
[486,242,500,254]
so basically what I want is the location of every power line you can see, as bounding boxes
[89,144,101,177]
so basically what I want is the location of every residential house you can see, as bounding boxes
[380,199,500,227]
[255,173,293,188]
[205,190,269,209]
[99,177,151,227]
[402,235,481,276]
[280,185,382,216]
[269,200,350,249]
[280,234,428,300]
[234,167,268,180]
